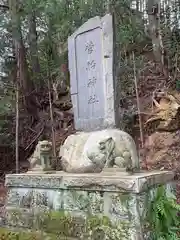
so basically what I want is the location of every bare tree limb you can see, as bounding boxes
[132,51,144,149]
[0,4,9,10]
[48,76,56,158]
[15,54,19,174]
[25,126,44,151]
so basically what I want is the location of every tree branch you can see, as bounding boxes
[0,4,9,10]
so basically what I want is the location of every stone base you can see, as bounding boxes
[26,170,56,174]
[5,170,174,239]
[101,167,131,175]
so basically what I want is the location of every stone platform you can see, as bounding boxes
[5,170,174,239]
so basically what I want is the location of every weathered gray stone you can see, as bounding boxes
[88,191,104,214]
[63,190,89,212]
[5,171,175,239]
[104,192,130,221]
[6,207,34,228]
[28,140,54,172]
[68,14,120,131]
[5,171,174,194]
[60,129,140,173]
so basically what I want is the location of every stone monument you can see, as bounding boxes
[68,14,120,131]
[61,13,139,174]
[4,14,175,240]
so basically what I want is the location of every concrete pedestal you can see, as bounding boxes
[5,170,174,239]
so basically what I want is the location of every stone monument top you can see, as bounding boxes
[68,14,120,132]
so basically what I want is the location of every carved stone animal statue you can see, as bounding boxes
[87,137,132,170]
[28,140,53,172]
[60,129,139,173]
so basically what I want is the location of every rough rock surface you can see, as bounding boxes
[60,129,139,173]
[142,131,180,179]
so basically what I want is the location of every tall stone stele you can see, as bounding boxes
[60,14,139,173]
[68,14,120,131]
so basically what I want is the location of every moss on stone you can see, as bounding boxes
[87,215,131,239]
[0,228,79,239]
[119,193,132,204]
[7,209,34,228]
[0,228,56,239]
[6,209,131,239]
